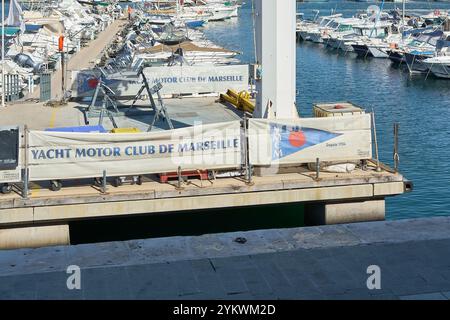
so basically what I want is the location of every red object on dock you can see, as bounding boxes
[58,35,65,52]
[159,170,209,183]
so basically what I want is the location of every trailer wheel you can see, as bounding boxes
[137,176,143,185]
[1,183,12,194]
[94,177,103,187]
[50,180,62,192]
[113,177,123,187]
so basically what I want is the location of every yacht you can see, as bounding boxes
[348,21,394,57]
[401,30,445,73]
[305,14,343,43]
[423,56,450,78]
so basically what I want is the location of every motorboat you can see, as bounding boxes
[423,55,450,78]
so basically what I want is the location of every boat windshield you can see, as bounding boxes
[338,24,353,32]
[319,18,332,27]
[354,27,386,37]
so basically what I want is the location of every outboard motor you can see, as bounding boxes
[14,53,45,73]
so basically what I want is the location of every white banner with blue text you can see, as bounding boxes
[248,114,372,166]
[143,64,249,95]
[28,121,242,181]
[73,64,249,98]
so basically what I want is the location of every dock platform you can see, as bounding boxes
[0,98,410,248]
[0,164,407,227]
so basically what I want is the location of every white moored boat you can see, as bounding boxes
[423,56,450,78]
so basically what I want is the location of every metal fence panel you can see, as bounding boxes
[3,74,21,102]
[40,72,52,102]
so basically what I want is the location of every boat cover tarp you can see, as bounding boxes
[138,41,237,54]
[414,30,444,46]
[5,0,25,33]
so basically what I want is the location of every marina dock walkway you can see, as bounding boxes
[0,217,449,299]
[27,18,128,101]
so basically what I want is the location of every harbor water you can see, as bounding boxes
[204,1,450,221]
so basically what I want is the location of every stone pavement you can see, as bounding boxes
[0,217,450,299]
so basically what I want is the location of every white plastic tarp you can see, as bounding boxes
[5,0,25,33]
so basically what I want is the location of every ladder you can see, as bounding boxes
[84,68,174,131]
[128,69,174,131]
[85,78,119,128]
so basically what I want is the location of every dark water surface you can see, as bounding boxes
[204,1,450,220]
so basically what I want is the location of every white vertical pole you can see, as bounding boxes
[254,0,297,119]
[2,0,5,108]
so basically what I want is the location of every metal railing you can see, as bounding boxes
[2,74,21,103]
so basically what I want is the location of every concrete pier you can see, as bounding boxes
[305,200,386,226]
[0,225,70,250]
[0,217,449,299]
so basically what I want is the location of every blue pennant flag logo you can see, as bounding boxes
[270,123,341,160]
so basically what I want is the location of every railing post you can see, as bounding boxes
[22,168,29,199]
[243,113,253,186]
[394,123,400,173]
[22,125,30,199]
[176,166,184,191]
[315,157,320,181]
[101,170,107,194]
[371,109,381,172]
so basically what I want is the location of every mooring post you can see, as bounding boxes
[394,123,400,173]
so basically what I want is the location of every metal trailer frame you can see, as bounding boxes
[84,68,174,131]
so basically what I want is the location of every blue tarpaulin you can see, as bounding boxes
[45,126,107,133]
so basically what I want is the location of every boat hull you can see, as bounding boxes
[208,9,234,21]
[428,63,450,78]
[298,31,311,41]
[368,46,389,58]
[404,52,432,73]
[310,33,324,43]
[387,50,404,64]
[352,44,372,57]
[185,20,206,28]
[325,38,339,49]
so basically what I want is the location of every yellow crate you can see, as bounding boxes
[110,128,142,134]
[313,102,365,118]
